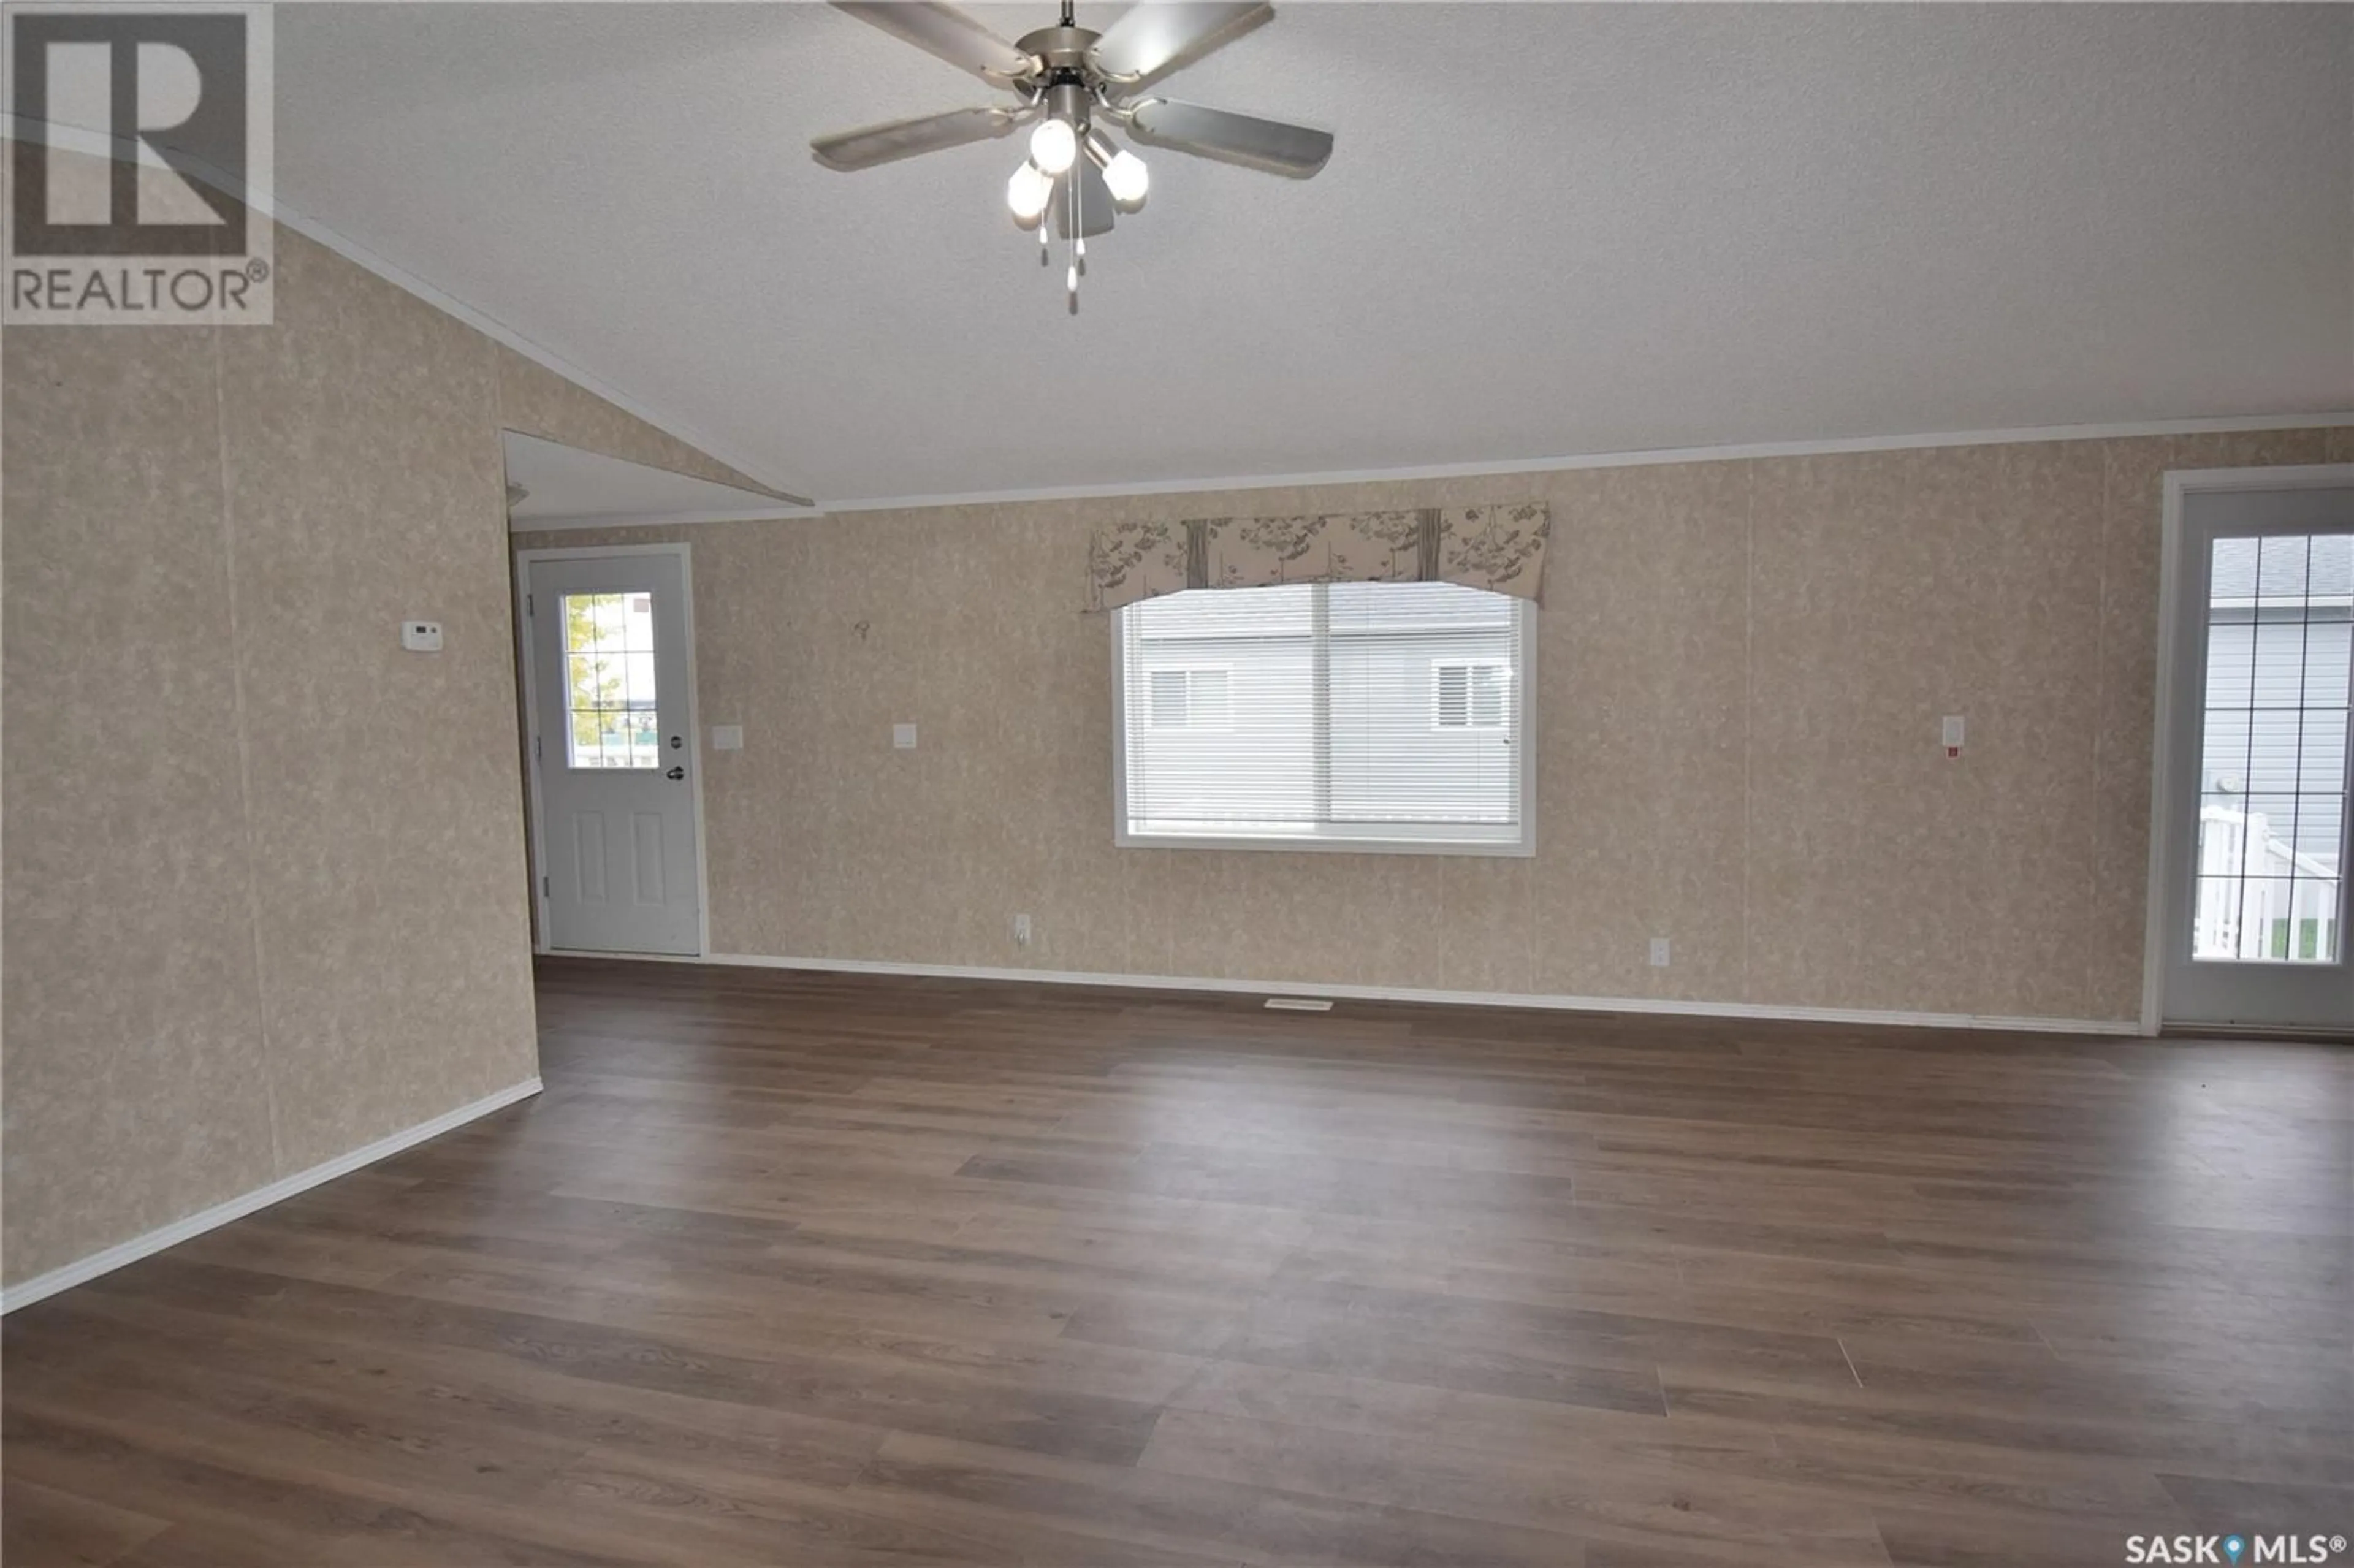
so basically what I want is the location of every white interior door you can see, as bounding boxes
[523,549,704,956]
[2155,470,2352,1032]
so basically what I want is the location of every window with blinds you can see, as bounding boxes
[1114,580,1534,854]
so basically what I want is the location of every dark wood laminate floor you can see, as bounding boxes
[6,959,2350,1567]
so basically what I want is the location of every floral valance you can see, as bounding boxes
[1084,503,1551,613]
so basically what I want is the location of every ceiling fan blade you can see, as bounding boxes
[1049,156,1116,238]
[1087,2,1271,88]
[1125,98,1332,177]
[810,106,1016,171]
[828,1,1034,84]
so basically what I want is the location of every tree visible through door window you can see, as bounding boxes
[563,592,660,769]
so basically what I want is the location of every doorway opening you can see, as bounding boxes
[516,544,709,957]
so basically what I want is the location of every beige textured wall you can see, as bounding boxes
[491,347,784,498]
[522,425,2349,1026]
[2,209,761,1285]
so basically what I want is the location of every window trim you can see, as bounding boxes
[1108,589,1537,859]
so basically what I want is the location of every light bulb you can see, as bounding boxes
[1006,161,1049,228]
[1102,150,1149,210]
[1029,116,1077,175]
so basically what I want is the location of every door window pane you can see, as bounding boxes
[2191,534,2350,964]
[563,592,661,769]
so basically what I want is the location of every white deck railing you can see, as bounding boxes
[2193,805,2343,962]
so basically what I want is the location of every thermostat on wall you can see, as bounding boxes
[401,620,443,653]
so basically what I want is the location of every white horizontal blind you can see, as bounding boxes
[1118,581,1529,851]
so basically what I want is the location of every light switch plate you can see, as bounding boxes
[1942,714,1965,753]
[400,620,443,652]
[710,725,744,752]
[893,723,918,750]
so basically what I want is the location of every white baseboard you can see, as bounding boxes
[1,1078,544,1315]
[583,949,2145,1038]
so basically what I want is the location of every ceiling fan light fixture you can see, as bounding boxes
[1029,116,1078,175]
[1086,129,1149,211]
[1105,153,1148,209]
[1007,160,1050,227]
[813,0,1332,309]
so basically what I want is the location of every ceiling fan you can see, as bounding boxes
[810,0,1333,311]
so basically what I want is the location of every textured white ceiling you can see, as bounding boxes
[275,3,2353,506]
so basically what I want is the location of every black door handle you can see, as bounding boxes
[665,766,685,780]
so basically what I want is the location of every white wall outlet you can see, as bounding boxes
[1013,913,1032,948]
[710,725,744,752]
[400,620,443,652]
[1942,714,1965,756]
[1649,937,1672,967]
[893,723,918,750]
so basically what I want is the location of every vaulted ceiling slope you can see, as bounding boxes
[276,3,2352,506]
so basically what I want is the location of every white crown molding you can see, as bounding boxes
[2,115,816,509]
[294,205,817,507]
[0,1078,543,1315]
[510,504,812,534]
[16,117,2341,522]
[546,947,2145,1038]
[818,411,2354,515]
